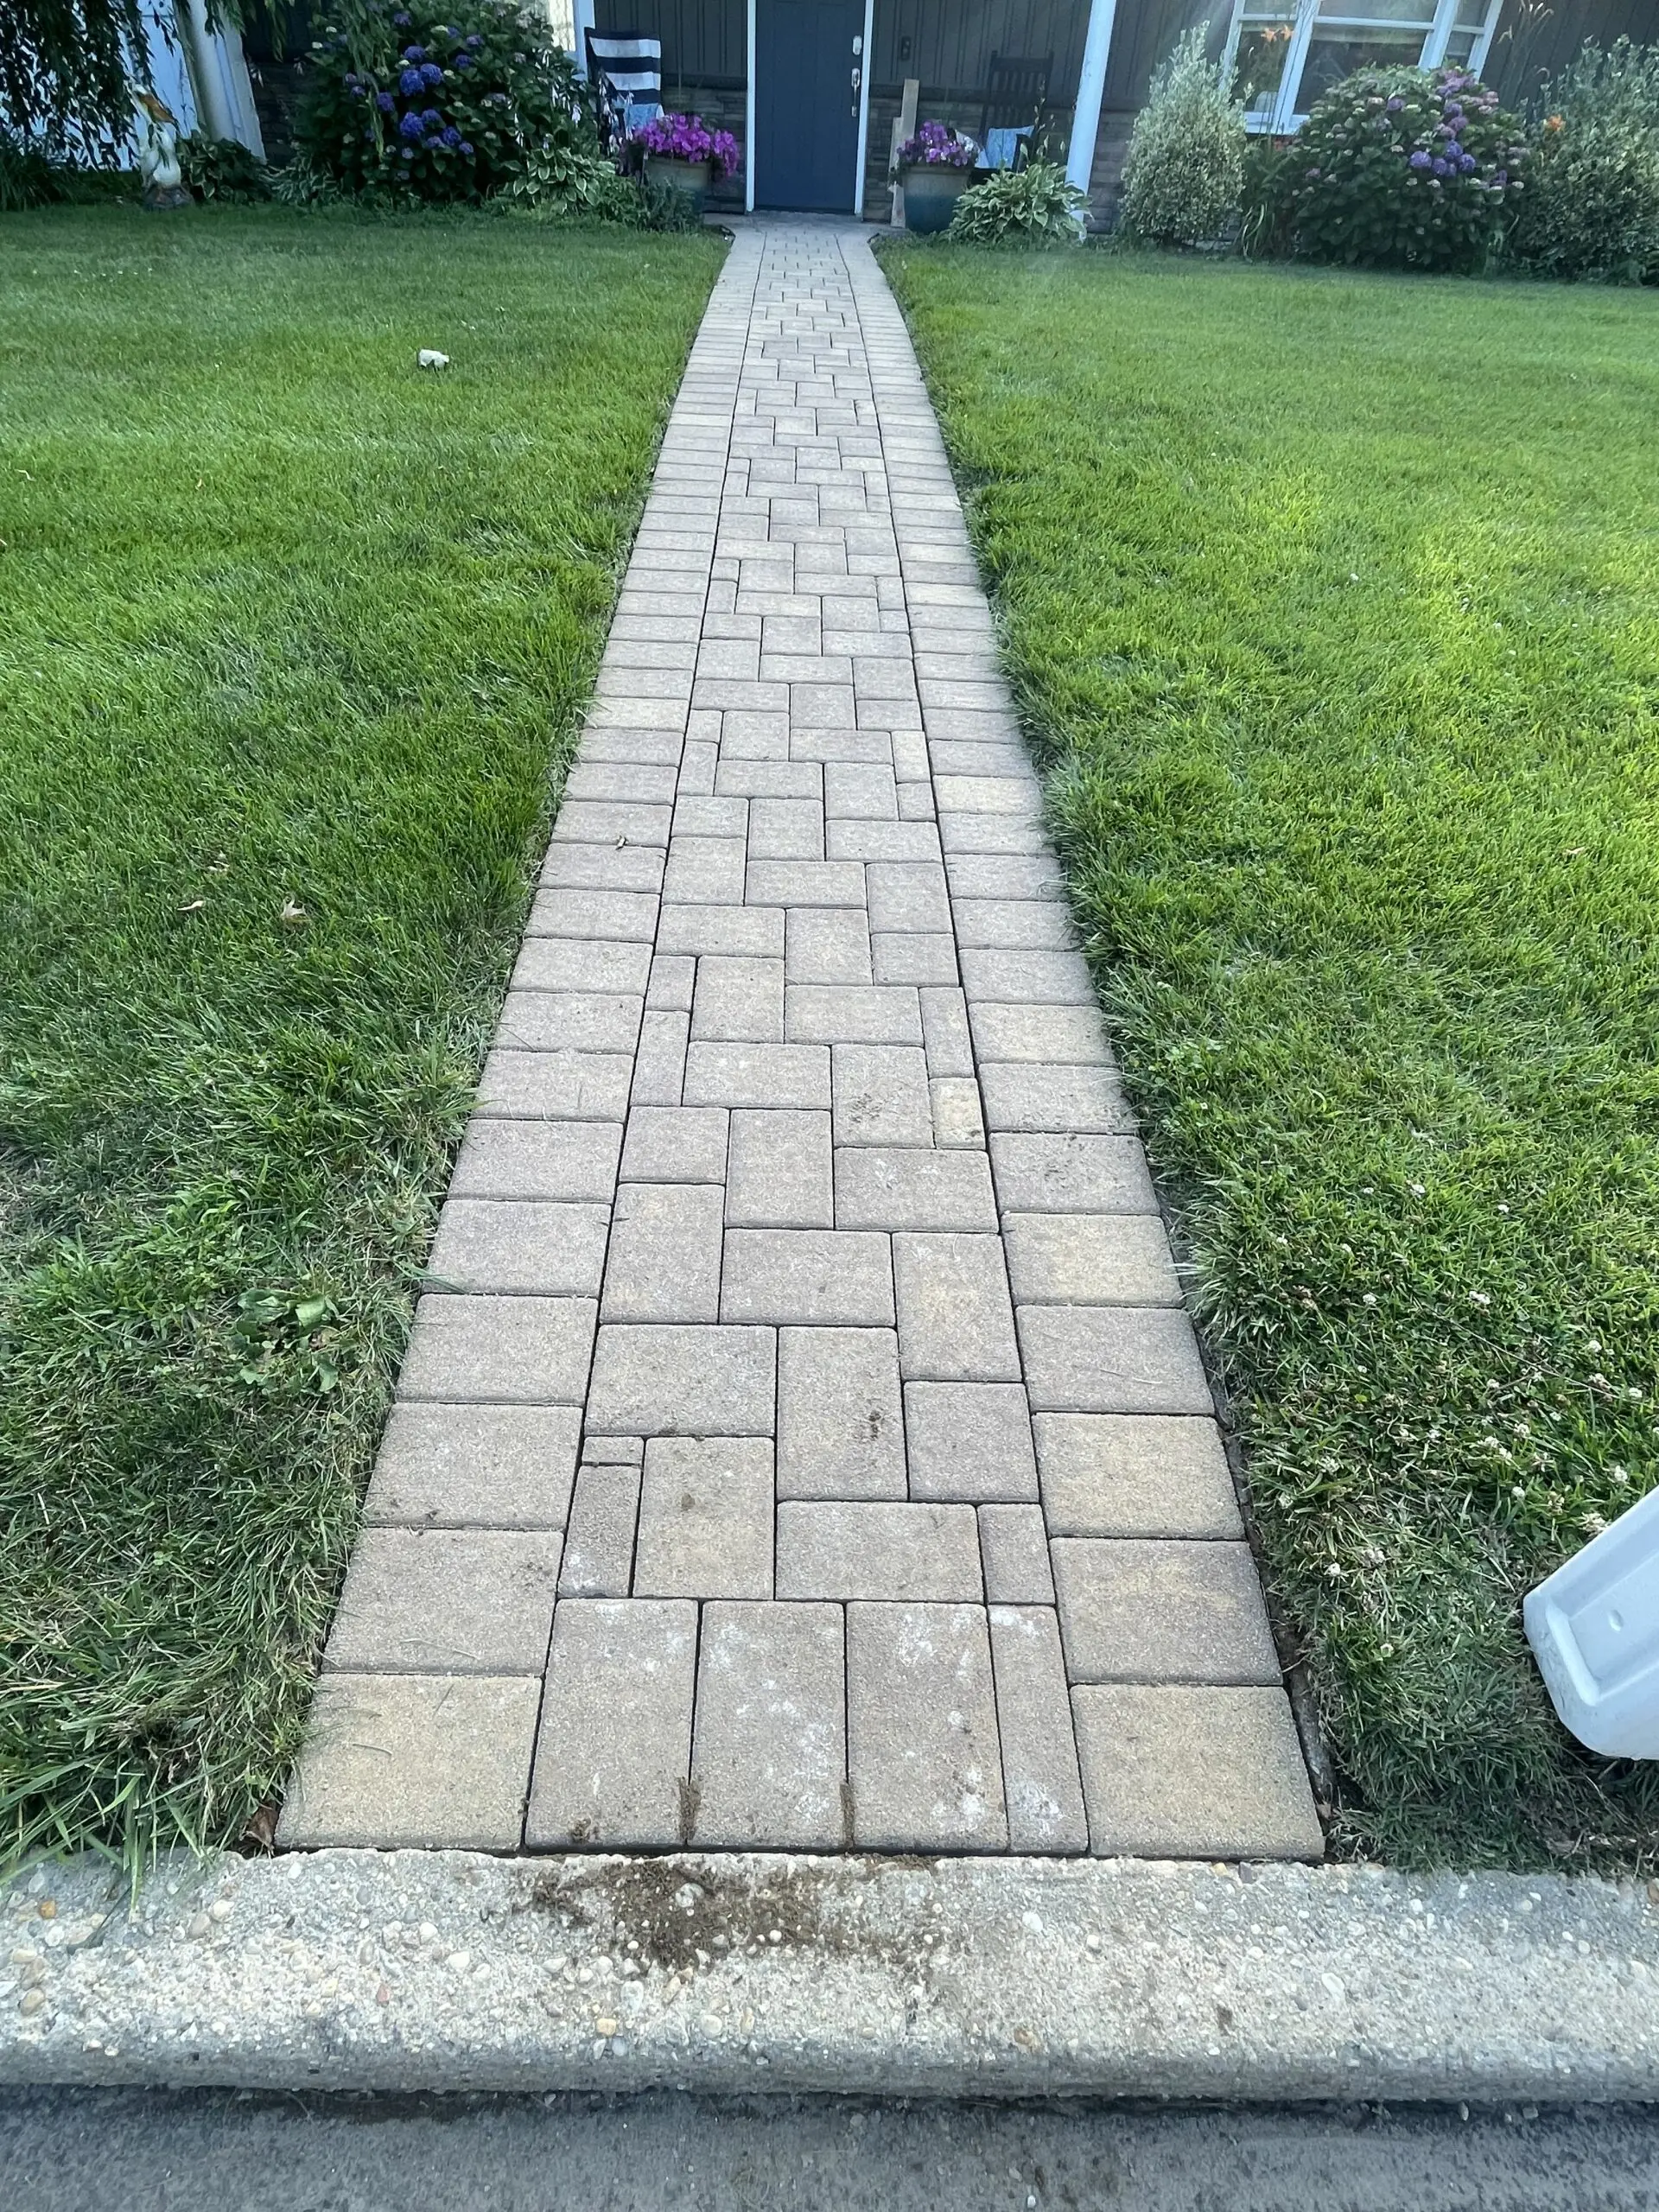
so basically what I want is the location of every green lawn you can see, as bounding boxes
[0,207,722,1870]
[880,244,1659,1870]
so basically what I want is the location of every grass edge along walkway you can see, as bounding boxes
[0,207,725,1873]
[879,239,1659,1872]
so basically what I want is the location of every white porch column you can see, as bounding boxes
[1065,0,1121,195]
[179,0,266,156]
[571,0,596,74]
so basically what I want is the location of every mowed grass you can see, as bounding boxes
[880,244,1659,1868]
[0,207,723,1867]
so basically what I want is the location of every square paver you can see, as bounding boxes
[691,956,785,1044]
[893,1233,1020,1381]
[776,1325,906,1500]
[602,1181,725,1323]
[846,1603,1007,1850]
[633,1437,774,1599]
[988,1607,1088,1853]
[831,1043,933,1147]
[365,1403,580,1529]
[786,906,872,983]
[726,1109,834,1227]
[526,1599,697,1848]
[775,1500,982,1599]
[1051,1538,1281,1685]
[620,1105,730,1185]
[1034,1414,1243,1539]
[323,1528,561,1674]
[691,1602,846,1847]
[1071,1685,1323,1859]
[902,1382,1037,1502]
[276,1674,541,1850]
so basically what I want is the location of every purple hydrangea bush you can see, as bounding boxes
[297,0,594,203]
[632,113,741,179]
[1290,66,1527,272]
[894,119,978,171]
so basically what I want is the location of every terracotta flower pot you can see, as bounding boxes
[645,154,714,215]
[900,162,976,234]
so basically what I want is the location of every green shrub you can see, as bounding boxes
[947,159,1089,246]
[1118,27,1245,248]
[1510,39,1659,283]
[1289,65,1526,273]
[0,126,60,211]
[180,133,272,204]
[296,0,598,205]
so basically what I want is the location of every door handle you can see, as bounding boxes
[850,64,861,116]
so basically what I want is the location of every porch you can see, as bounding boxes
[580,0,1201,222]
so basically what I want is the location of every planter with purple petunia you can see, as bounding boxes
[632,112,742,217]
[893,119,980,233]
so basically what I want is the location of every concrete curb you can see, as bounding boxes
[3,1848,1659,2101]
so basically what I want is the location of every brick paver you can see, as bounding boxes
[278,221,1322,1864]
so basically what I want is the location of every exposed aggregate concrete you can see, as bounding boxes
[3,1849,1659,2101]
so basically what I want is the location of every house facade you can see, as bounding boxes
[566,0,1650,219]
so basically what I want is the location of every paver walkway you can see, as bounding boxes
[279,222,1322,1864]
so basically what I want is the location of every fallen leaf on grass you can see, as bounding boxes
[281,899,307,925]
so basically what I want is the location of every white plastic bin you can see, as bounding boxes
[1524,1482,1659,1758]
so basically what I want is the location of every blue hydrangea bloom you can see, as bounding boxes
[1459,152,1477,173]
[1432,156,1449,176]
[455,52,472,67]
[401,45,424,61]
[1408,150,1431,171]
[377,91,395,112]
[467,31,482,45]
[399,111,423,140]
[400,146,414,158]
[423,106,443,127]
[422,61,445,87]
[460,140,474,155]
[441,124,461,146]
[398,68,423,95]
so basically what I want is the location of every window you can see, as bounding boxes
[1224,0,1506,134]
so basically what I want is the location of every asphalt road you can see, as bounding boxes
[3,2089,1658,2211]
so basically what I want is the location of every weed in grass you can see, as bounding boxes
[881,242,1659,1869]
[0,206,724,1872]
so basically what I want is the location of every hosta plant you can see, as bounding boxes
[948,159,1088,245]
[1289,65,1526,273]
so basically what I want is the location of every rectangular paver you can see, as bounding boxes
[691,1601,847,1848]
[847,1603,1007,1851]
[526,1599,697,1849]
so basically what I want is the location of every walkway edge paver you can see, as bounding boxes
[4,1847,1658,2100]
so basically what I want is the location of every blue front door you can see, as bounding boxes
[754,0,863,212]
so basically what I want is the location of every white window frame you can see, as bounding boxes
[1224,0,1504,135]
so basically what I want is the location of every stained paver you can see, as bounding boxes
[284,220,1320,1864]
